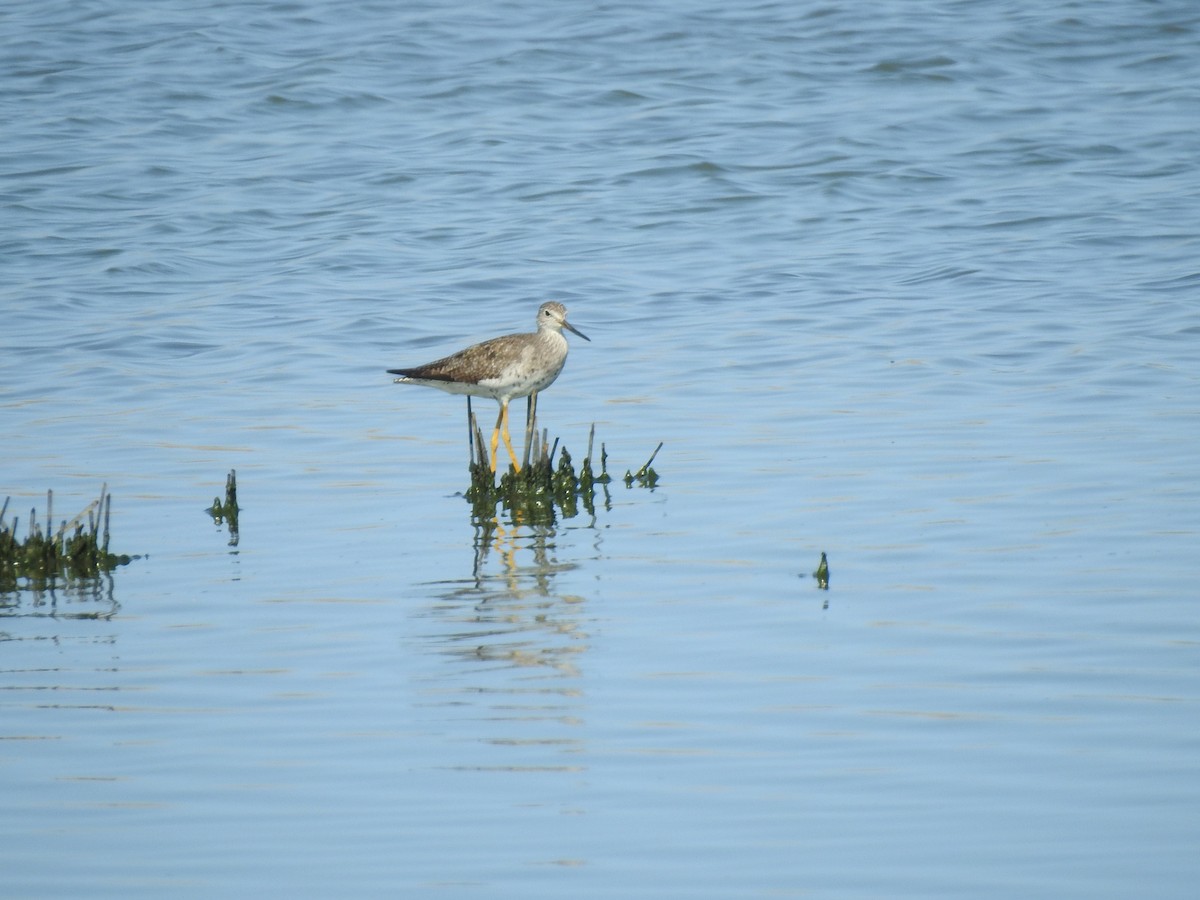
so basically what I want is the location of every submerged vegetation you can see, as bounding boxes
[206,469,240,547]
[812,551,830,590]
[624,441,663,488]
[0,485,135,593]
[464,400,661,524]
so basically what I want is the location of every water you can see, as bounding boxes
[3,0,1199,896]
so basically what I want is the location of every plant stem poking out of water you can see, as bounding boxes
[624,441,662,488]
[0,485,136,593]
[206,470,240,547]
[465,397,660,524]
[812,551,830,590]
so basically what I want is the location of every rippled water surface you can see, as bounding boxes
[3,1,1199,897]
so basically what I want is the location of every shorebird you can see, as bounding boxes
[387,301,589,473]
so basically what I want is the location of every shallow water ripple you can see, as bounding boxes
[3,1,1199,897]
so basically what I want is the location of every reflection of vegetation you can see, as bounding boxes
[0,485,134,596]
[206,469,240,547]
[415,403,664,752]
[0,575,121,620]
[433,516,590,681]
[415,400,663,692]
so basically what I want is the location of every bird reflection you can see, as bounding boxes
[417,509,593,681]
[408,510,593,774]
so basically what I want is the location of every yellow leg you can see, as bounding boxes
[489,404,504,473]
[499,401,521,473]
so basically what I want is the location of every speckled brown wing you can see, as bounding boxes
[388,333,522,384]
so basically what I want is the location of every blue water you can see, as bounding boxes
[3,1,1199,897]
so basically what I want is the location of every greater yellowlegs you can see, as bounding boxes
[388,301,589,473]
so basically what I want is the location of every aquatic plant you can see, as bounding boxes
[206,469,240,547]
[812,551,830,590]
[464,402,659,523]
[0,485,134,593]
